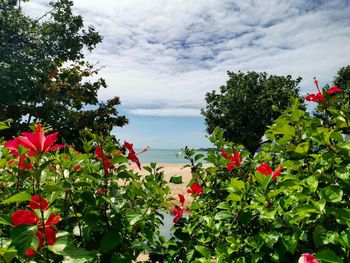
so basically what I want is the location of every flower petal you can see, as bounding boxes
[24,248,36,257]
[44,225,57,245]
[29,196,49,211]
[256,162,273,176]
[43,132,59,152]
[178,194,185,206]
[327,85,343,95]
[272,166,284,179]
[46,213,61,225]
[11,210,38,226]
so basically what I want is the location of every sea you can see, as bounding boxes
[135,149,208,164]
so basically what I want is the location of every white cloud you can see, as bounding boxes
[23,0,350,115]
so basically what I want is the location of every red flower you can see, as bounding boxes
[124,141,142,170]
[305,92,324,102]
[272,166,284,179]
[299,253,319,263]
[173,194,186,223]
[4,124,63,169]
[256,162,273,176]
[95,146,114,174]
[172,206,184,223]
[305,77,325,103]
[11,196,60,257]
[29,195,49,210]
[13,123,63,155]
[97,188,107,195]
[74,165,81,171]
[327,85,343,95]
[221,148,242,171]
[256,163,284,179]
[178,194,185,206]
[187,182,203,196]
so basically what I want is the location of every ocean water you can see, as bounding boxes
[136,149,207,164]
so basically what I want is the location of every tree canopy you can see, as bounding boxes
[201,71,301,154]
[0,0,127,147]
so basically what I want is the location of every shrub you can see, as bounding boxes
[0,125,169,262]
[159,84,350,262]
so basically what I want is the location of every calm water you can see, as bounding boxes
[136,149,207,164]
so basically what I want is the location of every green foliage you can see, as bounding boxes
[201,71,301,154]
[0,0,127,148]
[159,90,350,262]
[0,130,170,262]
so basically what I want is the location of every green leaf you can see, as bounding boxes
[0,238,17,263]
[100,231,122,252]
[254,172,271,190]
[228,178,245,191]
[314,249,342,263]
[186,249,195,262]
[327,208,350,225]
[214,211,232,220]
[281,235,297,253]
[0,214,12,226]
[111,254,133,263]
[313,226,338,248]
[126,211,143,226]
[11,225,37,256]
[81,191,96,206]
[111,155,129,164]
[49,231,95,260]
[319,186,343,203]
[195,245,211,259]
[294,142,309,156]
[1,192,31,205]
[338,230,350,248]
[306,176,318,192]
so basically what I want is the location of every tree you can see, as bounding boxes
[201,71,301,154]
[334,65,350,89]
[0,0,127,147]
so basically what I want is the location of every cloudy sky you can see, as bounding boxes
[24,0,350,149]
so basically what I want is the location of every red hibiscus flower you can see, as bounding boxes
[11,196,60,257]
[256,162,273,175]
[187,182,203,196]
[327,85,343,95]
[256,162,284,179]
[97,188,107,195]
[124,141,143,169]
[272,165,284,179]
[173,194,186,223]
[173,205,184,223]
[305,77,325,103]
[4,124,63,169]
[298,253,319,263]
[305,92,324,102]
[221,148,242,171]
[95,146,115,174]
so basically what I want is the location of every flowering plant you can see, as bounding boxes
[156,83,350,262]
[0,125,169,262]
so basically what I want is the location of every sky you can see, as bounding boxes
[23,0,350,149]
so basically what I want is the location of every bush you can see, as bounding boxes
[159,85,350,262]
[0,125,169,262]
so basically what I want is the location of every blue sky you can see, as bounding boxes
[24,0,350,149]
